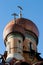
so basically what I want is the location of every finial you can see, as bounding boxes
[12,13,18,23]
[17,6,23,18]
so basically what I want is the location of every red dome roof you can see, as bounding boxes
[3,18,39,42]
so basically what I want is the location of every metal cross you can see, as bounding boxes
[17,6,23,18]
[12,13,18,23]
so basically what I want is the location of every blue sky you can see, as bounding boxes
[0,0,43,58]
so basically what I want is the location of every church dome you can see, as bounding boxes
[3,18,39,43]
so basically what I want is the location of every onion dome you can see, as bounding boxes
[3,18,39,44]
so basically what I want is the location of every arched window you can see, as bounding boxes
[29,42,32,51]
[16,39,23,53]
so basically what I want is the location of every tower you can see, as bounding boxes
[0,7,43,65]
